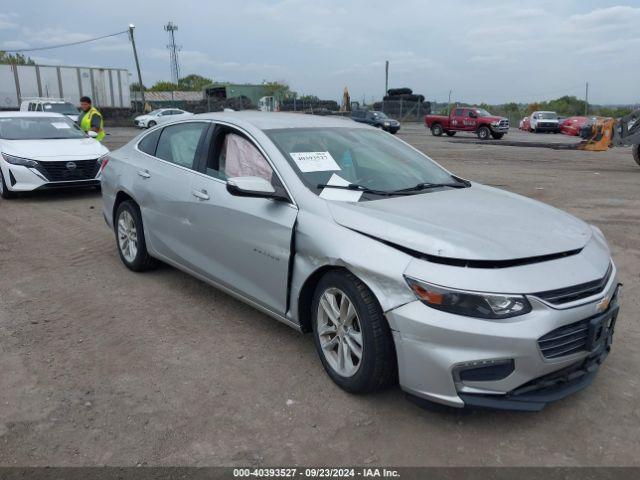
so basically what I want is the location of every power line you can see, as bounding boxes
[1,30,129,53]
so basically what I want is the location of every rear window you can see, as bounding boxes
[137,129,162,155]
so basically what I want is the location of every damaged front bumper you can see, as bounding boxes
[387,276,620,410]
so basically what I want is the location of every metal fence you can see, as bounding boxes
[375,100,432,122]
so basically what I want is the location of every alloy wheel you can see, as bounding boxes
[316,288,364,377]
[117,210,138,263]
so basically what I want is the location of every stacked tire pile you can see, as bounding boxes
[280,99,340,112]
[207,95,255,112]
[373,88,431,120]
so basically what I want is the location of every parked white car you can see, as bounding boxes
[0,112,108,198]
[20,98,80,123]
[134,108,193,128]
[530,111,560,133]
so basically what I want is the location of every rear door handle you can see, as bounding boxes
[191,189,210,201]
[137,169,151,179]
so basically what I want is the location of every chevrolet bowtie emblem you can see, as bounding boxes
[596,296,610,313]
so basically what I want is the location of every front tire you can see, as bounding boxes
[477,126,491,140]
[311,270,396,394]
[0,169,16,199]
[115,200,158,271]
[431,124,443,136]
[147,120,157,128]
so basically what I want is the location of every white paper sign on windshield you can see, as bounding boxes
[289,151,340,172]
[319,174,363,202]
[52,122,71,129]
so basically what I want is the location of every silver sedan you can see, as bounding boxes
[101,112,620,411]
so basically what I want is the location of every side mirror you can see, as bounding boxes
[226,176,288,201]
[469,111,477,118]
[87,130,98,138]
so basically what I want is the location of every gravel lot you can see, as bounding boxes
[0,124,638,466]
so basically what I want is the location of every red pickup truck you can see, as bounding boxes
[424,107,509,140]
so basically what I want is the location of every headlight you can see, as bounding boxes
[383,121,390,126]
[404,277,531,319]
[2,153,38,168]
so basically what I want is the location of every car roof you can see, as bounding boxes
[0,112,66,118]
[192,111,364,130]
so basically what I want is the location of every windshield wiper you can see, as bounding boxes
[317,180,470,197]
[317,183,404,196]
[391,181,469,193]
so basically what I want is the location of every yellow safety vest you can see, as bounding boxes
[80,107,105,142]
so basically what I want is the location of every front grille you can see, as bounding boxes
[36,159,99,182]
[538,318,590,359]
[533,264,612,305]
[499,119,509,128]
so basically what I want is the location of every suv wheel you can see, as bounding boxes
[311,270,396,393]
[0,169,16,199]
[147,120,157,128]
[115,200,158,271]
[477,126,491,140]
[431,124,443,136]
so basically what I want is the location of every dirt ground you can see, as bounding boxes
[0,124,638,466]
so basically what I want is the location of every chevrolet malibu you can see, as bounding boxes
[0,112,108,198]
[101,112,621,410]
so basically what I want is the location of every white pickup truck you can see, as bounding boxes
[530,111,560,133]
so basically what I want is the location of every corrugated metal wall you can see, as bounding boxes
[0,64,130,108]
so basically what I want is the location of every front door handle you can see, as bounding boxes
[137,169,151,179]
[191,189,210,201]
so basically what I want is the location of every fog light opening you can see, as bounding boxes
[454,359,515,383]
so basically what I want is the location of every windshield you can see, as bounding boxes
[475,108,492,117]
[538,112,558,119]
[0,117,87,140]
[265,127,457,200]
[44,102,79,115]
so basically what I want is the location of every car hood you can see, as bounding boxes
[135,115,153,121]
[1,138,108,160]
[327,184,592,261]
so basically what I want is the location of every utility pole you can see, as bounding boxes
[128,24,145,112]
[165,21,181,85]
[585,82,589,116]
[448,89,452,113]
[384,60,389,96]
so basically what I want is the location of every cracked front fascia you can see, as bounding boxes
[288,209,416,329]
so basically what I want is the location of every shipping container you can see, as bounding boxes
[0,64,130,109]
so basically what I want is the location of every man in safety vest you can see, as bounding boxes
[77,96,105,141]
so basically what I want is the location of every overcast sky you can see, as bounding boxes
[0,0,638,105]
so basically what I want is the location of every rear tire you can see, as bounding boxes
[633,144,639,167]
[445,131,456,137]
[311,270,396,394]
[0,169,16,199]
[114,200,158,271]
[477,126,491,140]
[431,124,443,136]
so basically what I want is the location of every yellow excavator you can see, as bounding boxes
[578,108,640,166]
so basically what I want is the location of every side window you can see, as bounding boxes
[36,103,43,111]
[454,108,463,116]
[137,128,162,156]
[467,110,475,117]
[207,131,274,182]
[155,122,208,169]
